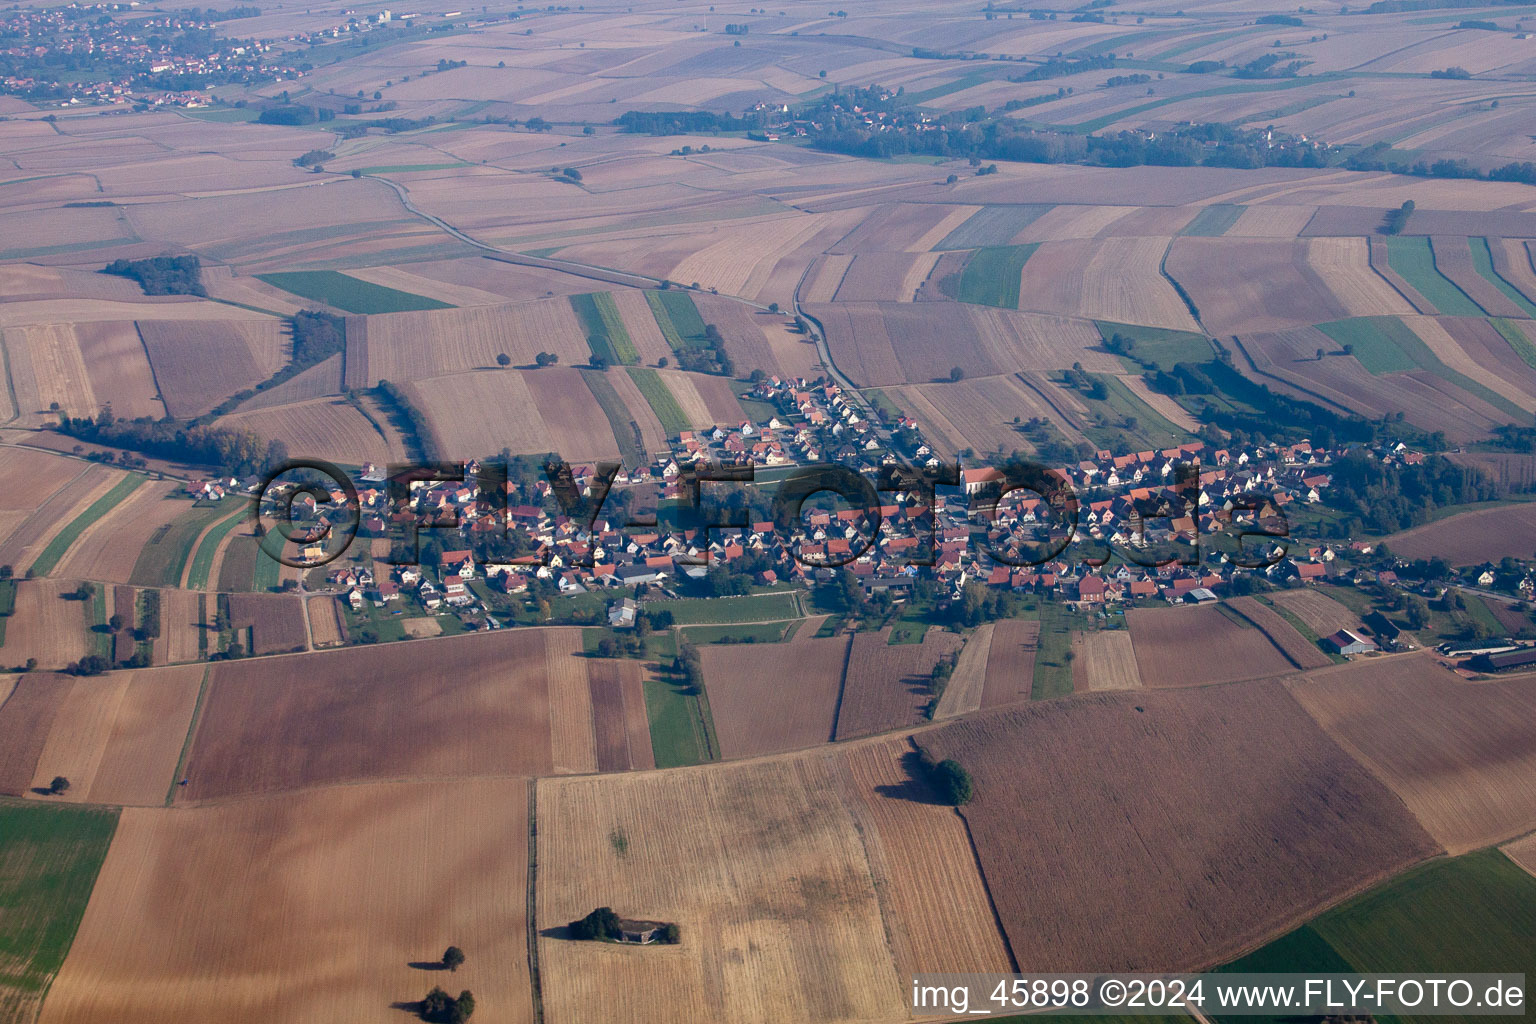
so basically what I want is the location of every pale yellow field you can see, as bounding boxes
[356,299,590,385]
[1018,236,1200,332]
[802,254,853,304]
[832,739,1014,980]
[1117,374,1200,433]
[219,398,409,467]
[4,324,97,420]
[43,779,534,1024]
[1305,237,1417,318]
[0,579,88,671]
[544,629,597,775]
[669,212,835,297]
[654,369,716,429]
[610,288,673,366]
[1503,831,1536,880]
[1071,629,1143,691]
[932,623,993,719]
[347,265,510,307]
[537,754,906,1024]
[1225,205,1315,238]
[307,596,344,647]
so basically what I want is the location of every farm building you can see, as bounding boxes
[1325,629,1378,656]
[1471,647,1536,673]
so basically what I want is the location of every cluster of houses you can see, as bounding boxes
[240,372,1406,618]
[0,4,291,105]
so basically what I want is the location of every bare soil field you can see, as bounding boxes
[53,481,181,585]
[1126,604,1298,688]
[226,593,308,655]
[1289,655,1536,854]
[1018,236,1201,332]
[0,579,88,671]
[1488,238,1536,306]
[832,252,941,302]
[834,629,962,740]
[1383,502,1536,565]
[702,635,848,757]
[180,628,569,800]
[347,299,590,387]
[915,680,1441,971]
[44,778,532,1024]
[306,595,345,647]
[138,320,285,419]
[24,664,202,807]
[219,397,409,467]
[981,618,1040,708]
[0,672,72,795]
[536,754,905,1024]
[610,288,672,366]
[1226,596,1333,670]
[831,738,1013,976]
[1071,629,1142,691]
[1270,588,1361,637]
[932,624,993,719]
[892,375,1077,456]
[0,448,89,555]
[1305,237,1419,318]
[587,658,655,772]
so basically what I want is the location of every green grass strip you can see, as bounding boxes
[570,292,638,365]
[579,368,648,467]
[1470,237,1536,317]
[29,474,145,577]
[1386,236,1486,316]
[625,367,689,435]
[1180,204,1245,236]
[184,505,248,590]
[1031,605,1074,700]
[1492,318,1536,372]
[645,290,709,349]
[956,244,1038,308]
[255,270,452,314]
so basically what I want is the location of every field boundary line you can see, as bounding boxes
[525,777,545,1024]
[826,631,856,742]
[166,665,211,806]
[0,330,18,424]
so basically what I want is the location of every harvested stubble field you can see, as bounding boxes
[701,634,849,758]
[1226,596,1333,670]
[51,481,180,586]
[536,754,905,1024]
[21,665,203,807]
[830,738,1013,977]
[1269,588,1362,637]
[1382,501,1536,566]
[807,301,1110,388]
[890,375,1077,456]
[915,681,1441,972]
[226,593,307,655]
[345,299,591,387]
[406,367,621,461]
[1126,604,1306,688]
[1288,655,1536,854]
[981,617,1040,708]
[72,321,164,421]
[833,629,962,740]
[180,628,586,800]
[137,319,285,419]
[0,580,88,672]
[1016,236,1201,332]
[0,673,74,796]
[306,595,344,647]
[1429,236,1523,319]
[0,448,86,556]
[932,623,992,719]
[44,778,532,1024]
[154,589,206,665]
[0,464,121,574]
[220,397,410,468]
[587,658,655,773]
[1070,629,1142,691]
[3,324,102,421]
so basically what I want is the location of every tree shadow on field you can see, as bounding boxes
[873,750,945,806]
[539,925,577,941]
[407,960,448,972]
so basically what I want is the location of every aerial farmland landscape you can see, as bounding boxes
[4,0,1536,1021]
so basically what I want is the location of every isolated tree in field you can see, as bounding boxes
[569,906,621,941]
[442,946,465,972]
[949,366,965,382]
[930,758,973,806]
[109,614,125,631]
[74,582,95,601]
[590,353,609,371]
[1343,343,1354,356]
[48,776,70,795]
[1316,347,1325,361]
[496,353,511,367]
[0,565,11,579]
[656,356,668,368]
[453,991,475,1022]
